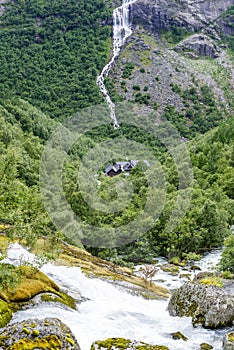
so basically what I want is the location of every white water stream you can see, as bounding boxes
[3,244,231,350]
[96,0,137,127]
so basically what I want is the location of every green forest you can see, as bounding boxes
[0,0,233,273]
[0,0,111,118]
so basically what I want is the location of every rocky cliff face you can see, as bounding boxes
[109,0,234,133]
[131,0,234,33]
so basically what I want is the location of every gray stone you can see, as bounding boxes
[91,338,169,350]
[0,318,80,349]
[167,282,234,328]
[132,0,234,35]
[175,34,221,58]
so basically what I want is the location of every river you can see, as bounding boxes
[4,244,231,350]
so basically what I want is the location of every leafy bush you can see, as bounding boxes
[220,235,234,273]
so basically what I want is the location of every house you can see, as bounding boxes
[104,160,150,177]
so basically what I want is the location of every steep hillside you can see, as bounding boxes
[108,0,234,138]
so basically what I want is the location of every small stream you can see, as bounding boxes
[4,244,231,350]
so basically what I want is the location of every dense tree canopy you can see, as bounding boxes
[0,0,111,119]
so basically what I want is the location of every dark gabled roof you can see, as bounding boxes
[105,164,113,174]
[105,160,150,175]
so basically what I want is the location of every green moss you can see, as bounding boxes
[0,335,10,347]
[0,265,61,303]
[66,336,75,346]
[136,345,169,350]
[228,332,234,342]
[93,338,131,350]
[21,328,31,335]
[171,331,188,341]
[0,299,12,328]
[9,335,62,349]
[168,257,185,267]
[200,277,223,288]
[31,330,40,337]
[161,264,179,276]
[41,292,76,310]
[91,338,169,350]
[200,343,213,350]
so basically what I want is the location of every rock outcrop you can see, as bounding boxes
[59,243,169,299]
[167,281,234,328]
[0,318,80,349]
[91,338,169,350]
[175,34,221,58]
[132,0,234,34]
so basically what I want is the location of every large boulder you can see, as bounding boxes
[0,318,80,349]
[91,338,169,350]
[167,281,234,328]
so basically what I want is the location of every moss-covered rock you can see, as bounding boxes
[223,332,234,350]
[168,282,234,328]
[171,331,188,341]
[168,257,185,267]
[200,343,213,350]
[7,265,59,302]
[0,265,60,303]
[0,299,12,328]
[0,264,76,308]
[161,264,179,276]
[40,292,77,310]
[91,338,169,350]
[0,318,80,349]
[0,264,76,328]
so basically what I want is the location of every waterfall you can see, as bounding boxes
[96,0,137,128]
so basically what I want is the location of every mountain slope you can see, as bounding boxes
[108,0,234,138]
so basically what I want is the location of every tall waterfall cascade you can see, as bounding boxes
[96,0,137,128]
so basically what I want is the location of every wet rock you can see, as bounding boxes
[0,318,80,349]
[179,273,191,280]
[190,265,201,271]
[161,264,179,276]
[168,282,234,328]
[200,343,213,349]
[223,331,234,350]
[91,338,169,350]
[171,331,188,341]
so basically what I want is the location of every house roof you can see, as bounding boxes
[104,164,113,174]
[105,160,150,175]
